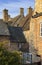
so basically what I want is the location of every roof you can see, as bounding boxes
[0,20,10,35]
[11,13,32,31]
[8,13,32,31]
[10,15,25,28]
[17,14,32,31]
[8,26,26,43]
[22,15,31,31]
[11,15,21,26]
[0,20,26,43]
[17,16,25,27]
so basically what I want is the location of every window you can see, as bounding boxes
[40,23,42,37]
[19,44,21,49]
[18,43,24,49]
[18,43,22,49]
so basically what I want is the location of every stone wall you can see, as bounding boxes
[0,36,19,51]
[34,0,42,14]
[30,16,42,55]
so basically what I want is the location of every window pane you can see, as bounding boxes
[40,23,42,36]
[19,44,21,49]
[41,28,42,32]
[41,33,42,36]
[41,24,42,27]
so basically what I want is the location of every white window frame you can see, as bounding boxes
[40,23,42,37]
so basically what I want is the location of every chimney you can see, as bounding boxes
[27,7,33,15]
[20,8,24,16]
[3,9,8,21]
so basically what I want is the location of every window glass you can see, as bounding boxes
[40,23,42,37]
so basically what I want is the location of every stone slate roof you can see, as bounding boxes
[18,14,32,31]
[11,15,21,26]
[0,20,10,35]
[11,13,32,31]
[8,26,26,43]
[0,20,26,43]
[23,13,33,31]
[11,15,29,31]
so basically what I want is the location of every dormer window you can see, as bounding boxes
[40,23,42,37]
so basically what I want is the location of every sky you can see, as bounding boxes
[0,0,35,19]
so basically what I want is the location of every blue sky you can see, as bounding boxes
[0,0,35,18]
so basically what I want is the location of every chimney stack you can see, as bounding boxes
[27,7,33,15]
[20,8,24,16]
[3,9,8,21]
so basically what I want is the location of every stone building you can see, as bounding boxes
[29,0,42,64]
[1,7,32,52]
[0,0,42,64]
[29,0,42,56]
[0,20,28,51]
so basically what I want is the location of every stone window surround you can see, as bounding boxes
[40,22,42,37]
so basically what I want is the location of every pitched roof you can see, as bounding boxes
[17,14,31,31]
[10,15,25,27]
[8,26,26,43]
[11,13,32,31]
[13,16,24,27]
[8,13,32,31]
[17,16,25,27]
[11,15,21,26]
[0,20,26,43]
[0,20,10,35]
[22,15,31,31]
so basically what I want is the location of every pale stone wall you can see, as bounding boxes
[23,30,29,42]
[34,16,42,55]
[9,43,19,51]
[23,27,40,62]
[29,17,41,62]
[34,0,42,14]
[29,16,42,55]
[29,0,42,63]
[0,36,10,49]
[0,36,19,51]
[29,18,36,53]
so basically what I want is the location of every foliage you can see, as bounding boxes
[0,45,21,65]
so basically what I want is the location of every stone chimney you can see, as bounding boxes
[20,8,24,16]
[3,9,8,21]
[27,7,33,15]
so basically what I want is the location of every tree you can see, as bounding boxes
[0,45,21,65]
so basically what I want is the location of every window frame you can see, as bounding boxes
[40,23,42,37]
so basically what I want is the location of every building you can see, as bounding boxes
[0,0,42,64]
[29,0,42,64]
[1,6,32,52]
[0,20,28,51]
[30,0,42,55]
